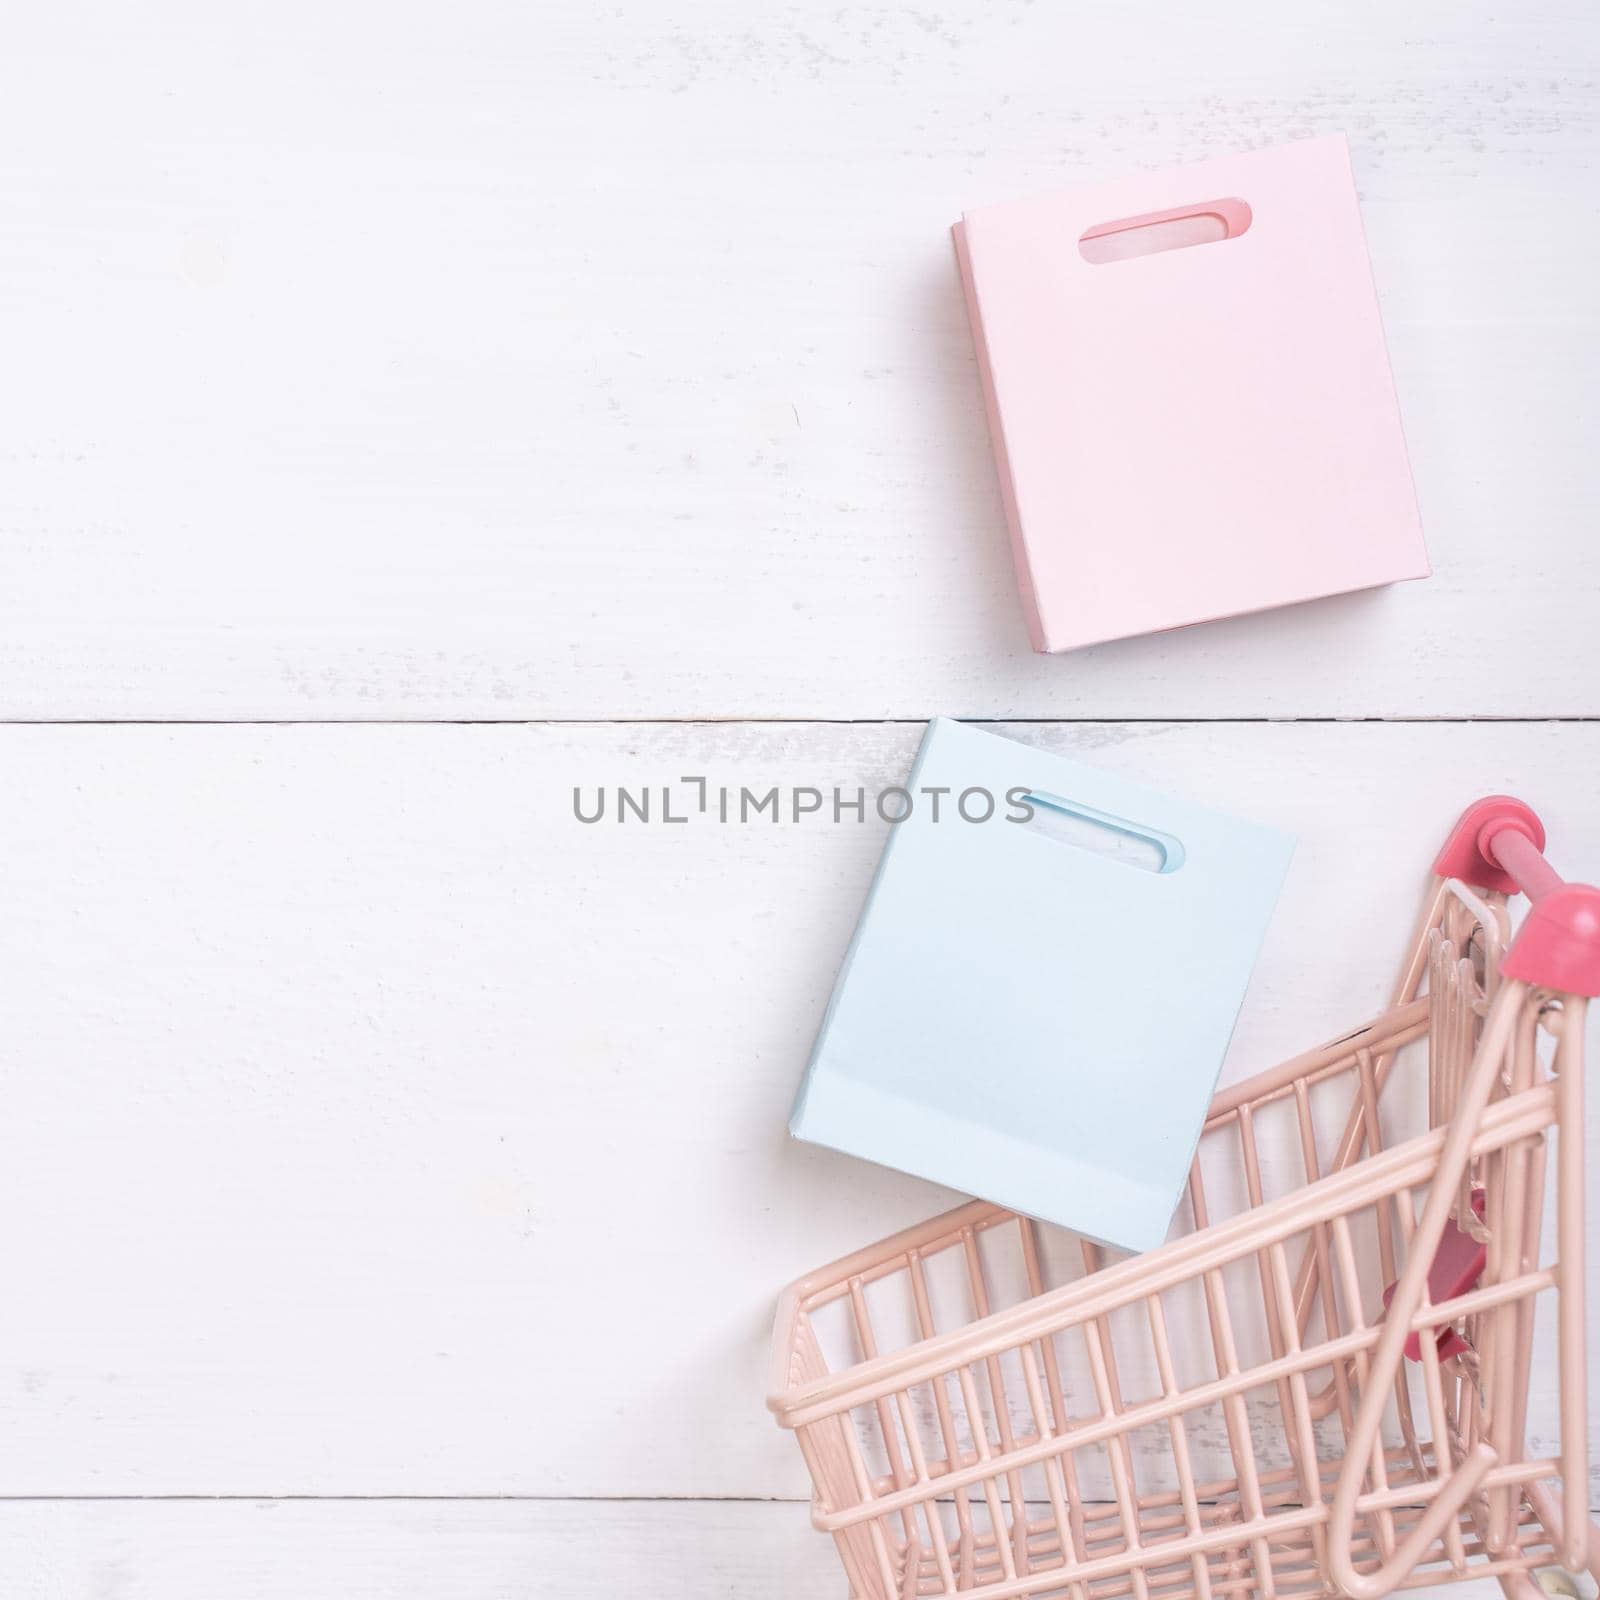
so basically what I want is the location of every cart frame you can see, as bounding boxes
[769,798,1600,1600]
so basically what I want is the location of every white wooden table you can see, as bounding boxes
[1,2,1597,1595]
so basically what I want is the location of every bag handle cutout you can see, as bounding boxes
[1020,791,1186,875]
[1078,197,1252,265]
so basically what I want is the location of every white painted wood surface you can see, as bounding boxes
[6,1503,825,1600]
[0,1,1597,720]
[3,0,1599,1594]
[0,1502,1532,1600]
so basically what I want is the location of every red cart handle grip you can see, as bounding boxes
[1434,797,1600,997]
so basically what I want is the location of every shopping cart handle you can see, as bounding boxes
[1433,797,1600,998]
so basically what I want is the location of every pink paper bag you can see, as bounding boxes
[954,135,1429,653]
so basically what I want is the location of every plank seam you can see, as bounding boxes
[0,717,1596,729]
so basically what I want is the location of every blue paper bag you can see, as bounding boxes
[791,719,1294,1253]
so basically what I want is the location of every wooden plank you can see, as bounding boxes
[0,2,1596,719]
[0,1499,1554,1600]
[0,719,1595,1498]
[0,1500,835,1600]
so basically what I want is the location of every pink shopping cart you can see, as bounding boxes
[769,798,1600,1600]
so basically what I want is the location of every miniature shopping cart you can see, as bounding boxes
[769,798,1600,1600]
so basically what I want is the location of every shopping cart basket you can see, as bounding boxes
[769,798,1600,1600]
